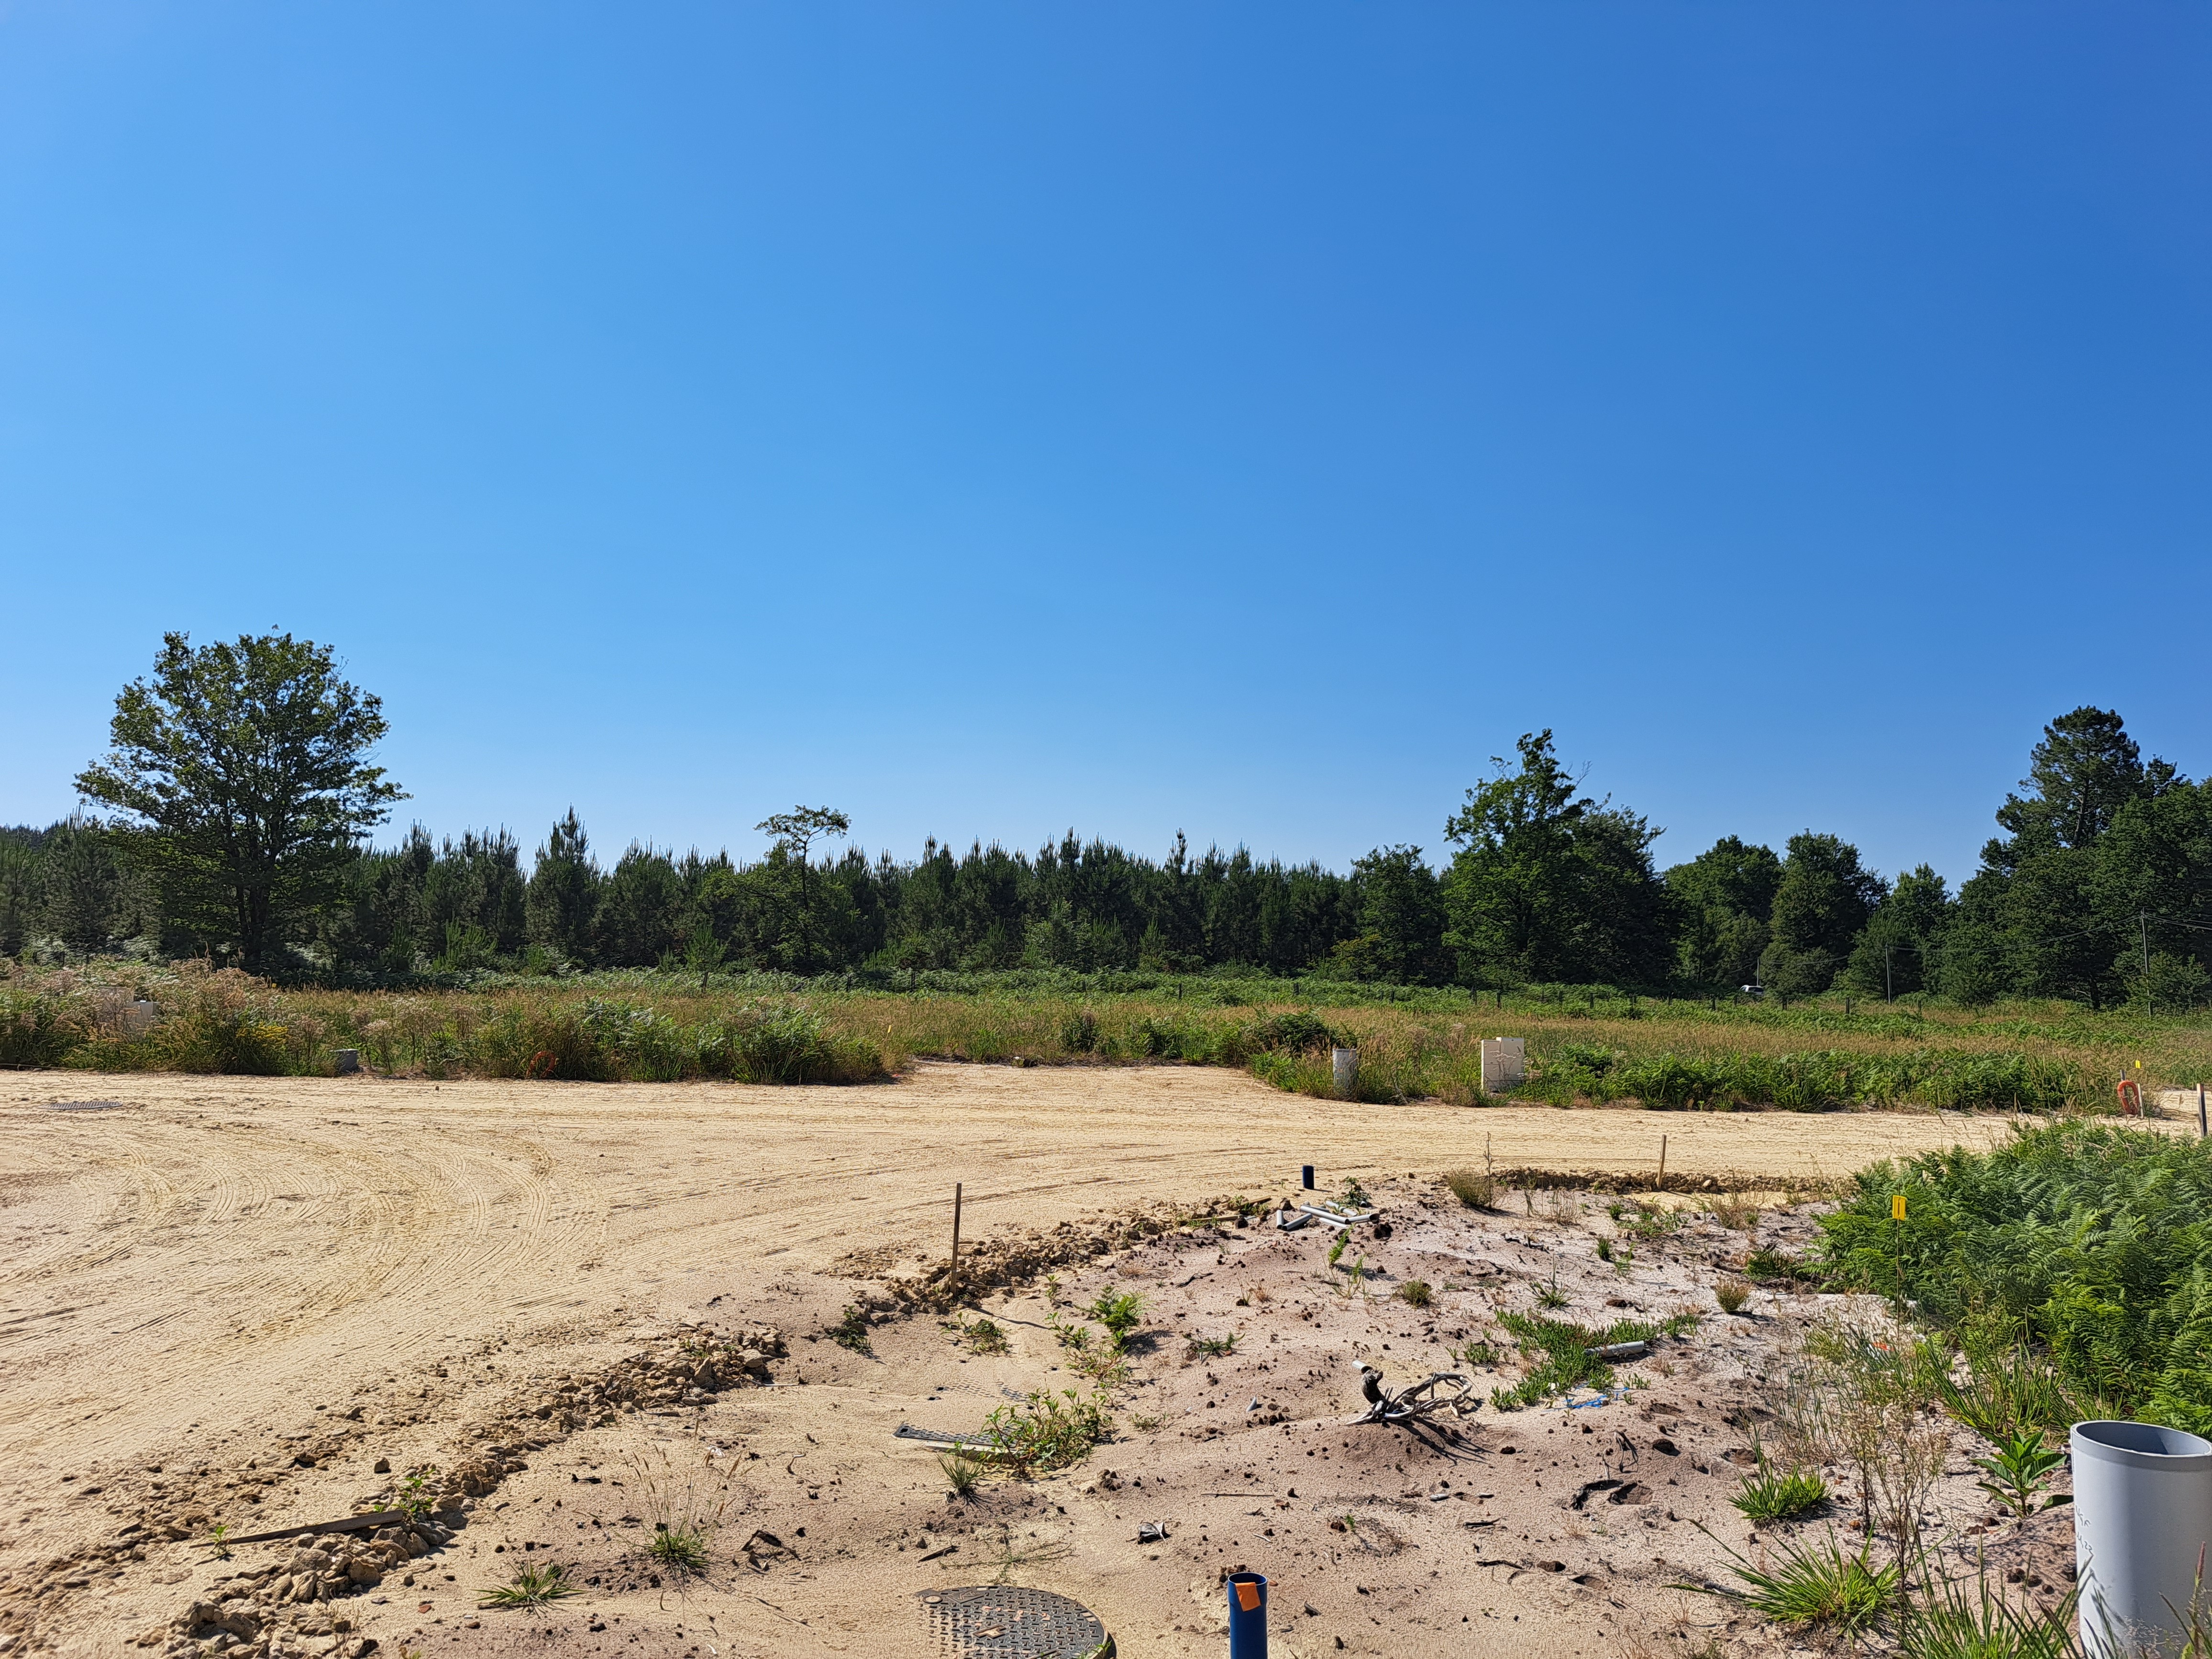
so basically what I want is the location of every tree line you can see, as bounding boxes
[4,633,2209,1008]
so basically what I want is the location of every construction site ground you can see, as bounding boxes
[1,1062,2139,1658]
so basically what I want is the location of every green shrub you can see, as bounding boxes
[0,988,89,1067]
[1086,1290,1143,1340]
[1746,1247,1816,1282]
[972,1389,1111,1474]
[1252,1010,1339,1053]
[1821,1122,2212,1432]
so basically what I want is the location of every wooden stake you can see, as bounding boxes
[1658,1134,1667,1186]
[1485,1133,1493,1177]
[951,1182,963,1275]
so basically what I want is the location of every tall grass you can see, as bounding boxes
[5,961,2208,1112]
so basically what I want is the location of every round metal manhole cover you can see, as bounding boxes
[917,1586,1109,1658]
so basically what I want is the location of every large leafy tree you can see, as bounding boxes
[1330,845,1449,984]
[1844,863,1953,996]
[1440,730,1672,986]
[76,633,403,969]
[1664,836,1782,987]
[1757,832,1884,997]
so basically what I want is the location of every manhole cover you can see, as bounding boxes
[917,1586,1109,1658]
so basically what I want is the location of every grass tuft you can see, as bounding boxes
[938,1452,983,1497]
[1732,1464,1830,1524]
[1445,1168,1497,1209]
[480,1562,582,1608]
[648,1525,709,1574]
[1690,1529,1899,1636]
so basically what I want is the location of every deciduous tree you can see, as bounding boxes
[76,633,402,969]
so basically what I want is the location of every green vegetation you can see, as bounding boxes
[829,1306,873,1354]
[1715,1278,1752,1315]
[1692,1531,1899,1637]
[1489,1312,1663,1410]
[952,1316,1009,1355]
[648,1525,710,1575]
[1935,1340,2074,1444]
[10,954,2201,1117]
[1184,1332,1239,1359]
[1085,1290,1144,1341]
[14,650,2211,1020]
[939,1452,983,1497]
[1822,1121,2212,1432]
[11,649,2212,1111]
[1732,1463,1830,1524]
[396,1467,438,1521]
[1394,1279,1432,1308]
[479,1562,581,1609]
[1969,1430,2070,1520]
[1746,1247,1817,1282]
[1895,1562,2080,1659]
[970,1389,1112,1475]
[71,631,403,973]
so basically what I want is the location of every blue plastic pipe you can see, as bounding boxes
[1227,1571,1267,1659]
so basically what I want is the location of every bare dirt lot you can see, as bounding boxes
[0,1065,2127,1658]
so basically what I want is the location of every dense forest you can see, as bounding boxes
[7,701,2210,1009]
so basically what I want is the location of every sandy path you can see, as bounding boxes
[0,1062,2115,1652]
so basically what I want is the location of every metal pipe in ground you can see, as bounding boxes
[2072,1420,2212,1659]
[1330,1047,1358,1099]
[1226,1571,1267,1658]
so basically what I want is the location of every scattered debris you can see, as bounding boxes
[1352,1367,1475,1426]
[188,1510,405,1550]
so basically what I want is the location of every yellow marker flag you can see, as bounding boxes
[1891,1194,1907,1220]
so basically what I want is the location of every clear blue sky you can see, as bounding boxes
[2,4,2206,885]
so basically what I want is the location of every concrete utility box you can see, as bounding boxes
[1330,1046,1359,1099]
[1480,1038,1526,1093]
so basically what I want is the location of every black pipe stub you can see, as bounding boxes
[918,1586,1110,1658]
[1302,1164,1315,1190]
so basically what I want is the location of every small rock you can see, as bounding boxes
[373,1459,390,1475]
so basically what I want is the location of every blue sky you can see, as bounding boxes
[2,4,2206,885]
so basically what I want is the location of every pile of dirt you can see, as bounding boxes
[104,1322,791,1658]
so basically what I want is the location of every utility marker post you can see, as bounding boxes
[950,1183,963,1277]
[1891,1193,1906,1306]
[1658,1134,1667,1187]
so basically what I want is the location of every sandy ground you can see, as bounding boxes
[0,1064,2130,1657]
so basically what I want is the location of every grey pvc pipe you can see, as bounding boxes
[2072,1420,2212,1659]
[1331,1047,1358,1099]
